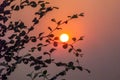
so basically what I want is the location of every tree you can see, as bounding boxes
[0,0,90,80]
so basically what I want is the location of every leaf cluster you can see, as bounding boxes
[0,0,90,80]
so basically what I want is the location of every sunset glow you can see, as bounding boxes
[60,34,69,42]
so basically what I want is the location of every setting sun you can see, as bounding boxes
[60,33,69,42]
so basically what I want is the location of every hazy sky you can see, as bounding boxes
[49,1,120,80]
[1,0,120,80]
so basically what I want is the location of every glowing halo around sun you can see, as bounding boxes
[60,33,69,42]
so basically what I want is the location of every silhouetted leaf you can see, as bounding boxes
[45,2,50,4]
[57,20,62,25]
[31,38,37,42]
[79,13,84,17]
[80,54,84,57]
[8,34,17,39]
[55,62,67,67]
[43,44,48,46]
[32,17,39,24]
[85,69,91,73]
[8,23,14,30]
[11,5,15,10]
[15,21,19,25]
[44,59,51,64]
[20,5,24,9]
[0,68,4,74]
[48,27,52,31]
[68,62,74,67]
[68,48,73,53]
[46,7,52,12]
[71,66,76,70]
[46,39,50,43]
[29,56,35,61]
[42,64,48,68]
[28,27,34,32]
[30,47,36,52]
[41,3,45,8]
[26,71,33,78]
[39,11,45,18]
[15,36,20,40]
[37,43,43,47]
[63,44,68,49]
[14,5,20,11]
[64,20,68,24]
[24,35,29,39]
[3,16,8,23]
[51,18,56,22]
[38,1,44,4]
[4,10,11,15]
[68,16,71,18]
[54,37,59,40]
[34,65,41,70]
[30,62,36,67]
[19,30,26,36]
[59,71,66,76]
[30,36,37,42]
[43,70,47,75]
[39,37,43,41]
[79,36,84,40]
[53,41,58,47]
[37,56,42,60]
[49,48,56,53]
[53,7,59,9]
[37,47,41,51]
[39,32,44,37]
[23,53,31,57]
[75,53,79,57]
[77,49,82,52]
[9,40,14,44]
[14,27,20,32]
[48,34,54,37]
[33,72,41,80]
[56,27,62,30]
[72,37,76,41]
[5,56,11,62]
[76,66,83,71]
[0,54,3,58]
[43,52,50,55]
[18,22,25,29]
[0,62,9,67]
[50,76,57,80]
[2,74,7,80]
[23,59,28,64]
[29,1,37,8]
[71,14,78,18]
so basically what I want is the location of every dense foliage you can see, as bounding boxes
[0,0,90,80]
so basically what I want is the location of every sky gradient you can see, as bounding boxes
[1,0,120,80]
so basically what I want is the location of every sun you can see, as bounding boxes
[60,33,69,42]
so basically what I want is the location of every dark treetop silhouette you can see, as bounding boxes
[0,0,90,80]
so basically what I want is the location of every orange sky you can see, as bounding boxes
[1,0,120,80]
